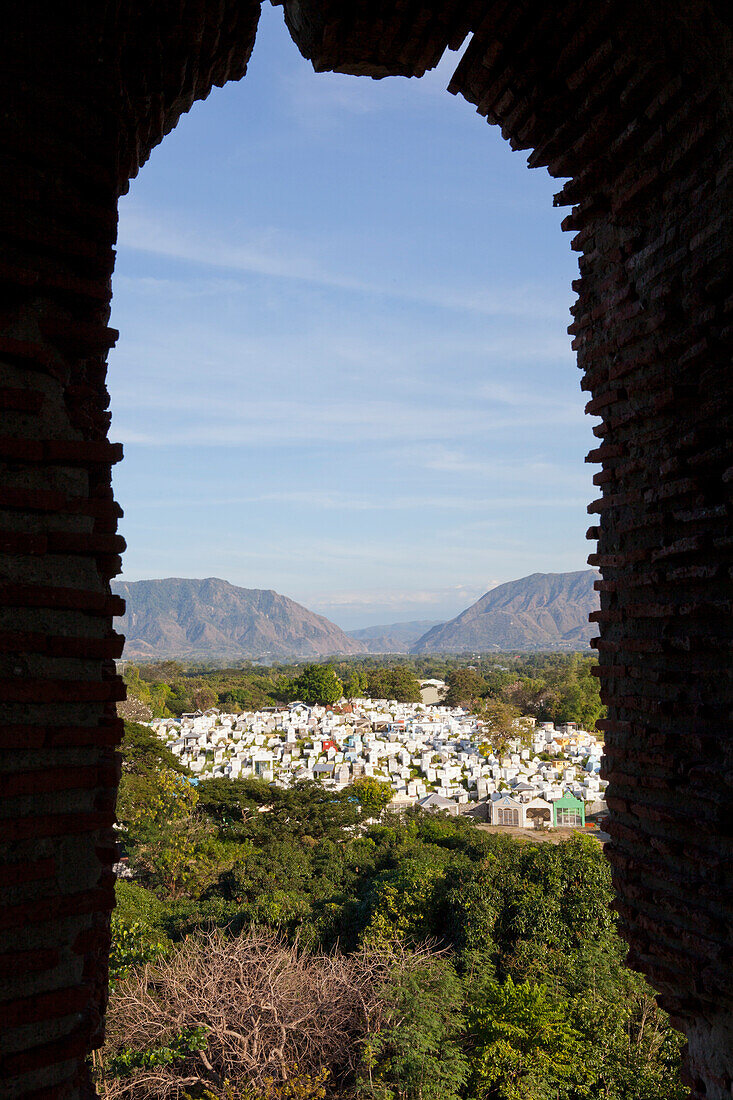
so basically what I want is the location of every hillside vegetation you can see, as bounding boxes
[97,720,684,1100]
[122,651,605,733]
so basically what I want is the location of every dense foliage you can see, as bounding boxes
[122,651,605,731]
[285,664,345,706]
[102,721,684,1099]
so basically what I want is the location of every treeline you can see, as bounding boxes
[99,722,683,1099]
[122,661,423,715]
[442,652,604,732]
[122,651,604,730]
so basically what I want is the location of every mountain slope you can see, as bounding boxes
[410,571,599,653]
[347,620,444,653]
[113,578,367,660]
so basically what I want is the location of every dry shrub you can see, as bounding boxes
[100,928,415,1099]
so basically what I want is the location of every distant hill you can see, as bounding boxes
[410,571,599,653]
[347,620,444,653]
[113,578,367,661]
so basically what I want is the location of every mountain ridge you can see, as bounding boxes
[113,577,366,660]
[347,620,444,653]
[113,571,599,660]
[410,570,599,653]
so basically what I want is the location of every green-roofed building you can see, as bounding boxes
[553,792,586,828]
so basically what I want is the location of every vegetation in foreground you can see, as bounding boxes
[97,721,685,1099]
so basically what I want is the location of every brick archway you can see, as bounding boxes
[1,3,730,1096]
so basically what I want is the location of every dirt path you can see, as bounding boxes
[476,823,609,844]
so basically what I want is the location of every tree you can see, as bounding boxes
[117,723,234,900]
[341,668,368,699]
[501,676,554,721]
[358,948,468,1100]
[120,721,187,777]
[287,665,343,706]
[100,929,409,1099]
[190,682,218,712]
[351,777,394,817]
[122,668,173,719]
[466,977,579,1099]
[110,881,173,983]
[109,915,171,983]
[219,680,277,712]
[361,859,447,947]
[272,781,361,840]
[197,777,275,830]
[443,669,486,708]
[478,698,521,753]
[121,768,231,899]
[365,668,421,703]
[548,656,604,731]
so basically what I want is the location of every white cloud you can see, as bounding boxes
[412,446,591,487]
[309,583,490,609]
[111,386,586,448]
[116,204,571,324]
[274,17,465,127]
[123,487,589,513]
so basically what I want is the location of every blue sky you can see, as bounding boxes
[109,4,594,630]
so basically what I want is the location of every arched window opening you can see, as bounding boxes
[1,3,729,1098]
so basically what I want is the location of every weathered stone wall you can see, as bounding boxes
[0,5,260,1096]
[0,1,730,1096]
[0,34,124,1098]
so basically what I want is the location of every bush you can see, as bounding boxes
[101,929,398,1098]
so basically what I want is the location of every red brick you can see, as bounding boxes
[0,1026,90,1078]
[0,585,124,615]
[1,766,104,797]
[0,388,44,412]
[0,948,59,976]
[0,885,116,932]
[0,335,54,368]
[1,986,89,1028]
[0,812,117,845]
[0,858,56,887]
[0,680,125,703]
[43,440,123,465]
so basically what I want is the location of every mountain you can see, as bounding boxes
[410,571,599,653]
[347,620,444,653]
[113,578,367,661]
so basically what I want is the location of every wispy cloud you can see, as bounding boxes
[110,3,591,609]
[112,386,585,448]
[412,445,591,487]
[124,487,589,512]
[308,585,489,608]
[276,27,467,128]
[117,205,571,323]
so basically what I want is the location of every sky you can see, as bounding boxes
[109,3,595,631]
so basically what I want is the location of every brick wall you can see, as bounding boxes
[1,1,730,1095]
[0,5,260,1096]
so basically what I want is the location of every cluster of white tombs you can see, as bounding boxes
[151,696,607,831]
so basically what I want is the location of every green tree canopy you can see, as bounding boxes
[286,664,344,706]
[359,950,468,1100]
[478,698,522,753]
[120,720,187,776]
[365,667,422,703]
[443,669,487,707]
[350,776,394,817]
[341,667,369,699]
[467,977,579,1099]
